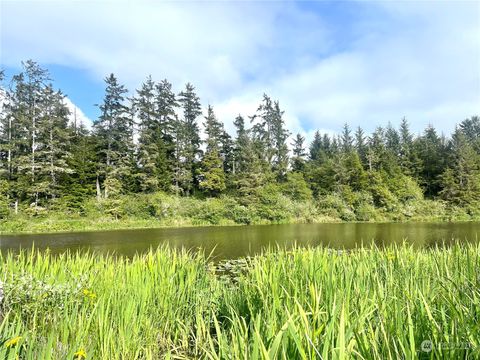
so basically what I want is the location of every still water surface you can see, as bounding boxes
[1,222,479,260]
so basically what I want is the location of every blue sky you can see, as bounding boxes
[1,0,479,139]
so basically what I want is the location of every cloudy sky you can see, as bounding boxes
[1,0,479,139]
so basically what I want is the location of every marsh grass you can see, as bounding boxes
[0,244,479,359]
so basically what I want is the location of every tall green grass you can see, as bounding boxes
[1,244,479,359]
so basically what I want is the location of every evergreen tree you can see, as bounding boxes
[36,85,72,200]
[2,61,51,207]
[398,117,422,177]
[233,115,250,175]
[231,115,265,203]
[306,158,336,195]
[399,117,413,145]
[459,116,480,152]
[271,100,290,178]
[416,125,446,197]
[64,122,97,210]
[291,133,306,172]
[354,126,368,166]
[366,127,385,172]
[383,123,402,175]
[93,74,134,198]
[385,122,401,156]
[0,71,23,186]
[252,94,289,179]
[334,151,367,192]
[155,79,178,169]
[309,130,322,162]
[176,83,201,195]
[134,76,174,192]
[251,95,274,165]
[440,128,480,205]
[220,130,234,182]
[341,123,353,153]
[234,136,265,205]
[198,105,225,195]
[134,76,158,192]
[330,136,340,156]
[323,134,333,156]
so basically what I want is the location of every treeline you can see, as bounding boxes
[0,61,479,221]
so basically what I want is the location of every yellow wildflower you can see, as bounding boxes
[82,289,97,300]
[5,336,21,348]
[74,348,87,359]
[386,252,395,261]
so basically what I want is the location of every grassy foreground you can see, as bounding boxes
[0,245,479,359]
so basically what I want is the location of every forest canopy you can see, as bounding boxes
[0,61,479,223]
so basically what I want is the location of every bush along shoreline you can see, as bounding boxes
[1,189,479,234]
[0,244,479,359]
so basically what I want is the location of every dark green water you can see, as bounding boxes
[1,222,479,260]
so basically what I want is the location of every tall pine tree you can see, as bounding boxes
[199,105,226,195]
[94,74,134,198]
[176,83,201,195]
[291,133,306,172]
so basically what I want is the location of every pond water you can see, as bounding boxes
[1,222,479,260]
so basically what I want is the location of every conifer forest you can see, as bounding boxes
[0,61,478,230]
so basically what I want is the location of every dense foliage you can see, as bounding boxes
[1,61,479,225]
[1,245,479,358]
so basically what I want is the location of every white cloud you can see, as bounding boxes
[215,1,480,137]
[1,0,478,139]
[63,97,93,129]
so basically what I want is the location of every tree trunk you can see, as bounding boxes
[31,93,37,185]
[96,175,101,201]
[7,116,12,180]
[32,116,36,184]
[73,107,77,134]
[50,128,56,197]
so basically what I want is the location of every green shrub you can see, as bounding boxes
[367,172,399,210]
[317,193,355,221]
[0,197,9,219]
[337,185,357,207]
[103,199,124,219]
[288,199,318,223]
[445,204,470,221]
[410,199,447,221]
[389,174,424,202]
[0,181,10,219]
[22,205,48,218]
[465,201,480,219]
[228,203,253,224]
[118,194,157,219]
[354,193,380,221]
[50,194,86,215]
[281,172,313,201]
[255,184,292,222]
[193,198,228,224]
